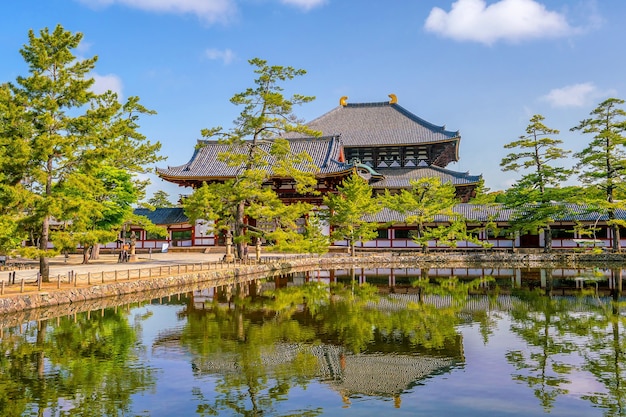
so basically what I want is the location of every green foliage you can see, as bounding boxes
[572,98,626,251]
[383,177,482,250]
[145,190,175,208]
[0,215,27,256]
[266,212,330,255]
[501,114,571,190]
[500,114,573,251]
[0,25,162,278]
[506,287,590,411]
[469,178,505,204]
[0,310,155,416]
[322,173,382,256]
[125,212,169,239]
[184,58,323,259]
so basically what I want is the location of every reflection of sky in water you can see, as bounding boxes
[132,303,200,416]
[444,318,603,417]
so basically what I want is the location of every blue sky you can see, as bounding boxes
[1,0,623,201]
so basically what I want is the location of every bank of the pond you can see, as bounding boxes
[0,251,625,315]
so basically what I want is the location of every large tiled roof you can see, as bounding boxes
[370,203,626,224]
[156,136,350,180]
[286,101,460,147]
[134,208,188,225]
[371,204,509,223]
[371,166,482,189]
[133,204,626,226]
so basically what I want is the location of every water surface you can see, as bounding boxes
[1,267,624,416]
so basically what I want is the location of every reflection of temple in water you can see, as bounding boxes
[314,346,456,400]
[297,267,624,297]
[171,342,459,401]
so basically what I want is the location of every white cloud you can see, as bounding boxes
[541,83,598,108]
[280,0,326,11]
[91,73,124,98]
[78,0,237,24]
[205,48,236,65]
[424,0,574,45]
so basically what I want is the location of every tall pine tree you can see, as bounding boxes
[572,98,626,252]
[1,26,161,279]
[500,114,572,252]
[183,58,322,259]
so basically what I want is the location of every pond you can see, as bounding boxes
[1,266,625,416]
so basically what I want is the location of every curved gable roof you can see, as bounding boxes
[290,101,460,148]
[371,166,482,189]
[156,136,350,182]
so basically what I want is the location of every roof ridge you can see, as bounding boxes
[345,101,391,108]
[390,104,460,137]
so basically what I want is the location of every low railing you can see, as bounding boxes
[0,254,326,296]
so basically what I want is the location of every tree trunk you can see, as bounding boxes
[613,224,621,252]
[609,200,621,252]
[544,268,553,296]
[418,226,428,253]
[39,160,53,283]
[90,243,100,260]
[39,215,50,282]
[82,246,91,264]
[544,226,552,253]
[36,319,47,417]
[611,269,622,301]
[235,200,246,259]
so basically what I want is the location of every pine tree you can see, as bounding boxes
[572,98,626,252]
[383,177,479,252]
[500,114,572,252]
[146,190,175,208]
[183,58,322,259]
[323,173,381,256]
[0,26,162,279]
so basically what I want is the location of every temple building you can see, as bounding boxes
[285,94,481,202]
[156,135,351,205]
[146,96,624,251]
[157,95,482,203]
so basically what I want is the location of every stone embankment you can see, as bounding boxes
[0,252,623,316]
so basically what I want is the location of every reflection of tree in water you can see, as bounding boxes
[579,294,626,415]
[506,288,579,412]
[179,287,322,417]
[0,308,154,416]
[171,278,482,415]
[465,266,626,416]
